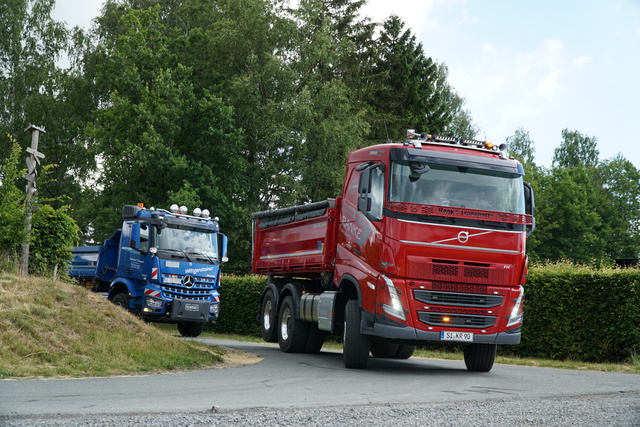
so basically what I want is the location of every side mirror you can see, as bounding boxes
[221,234,229,263]
[524,182,535,237]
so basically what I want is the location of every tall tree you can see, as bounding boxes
[367,15,460,141]
[85,6,247,245]
[0,0,67,156]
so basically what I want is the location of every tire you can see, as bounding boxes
[112,292,130,310]
[278,295,309,353]
[343,299,370,369]
[463,343,497,372]
[260,290,278,343]
[177,322,205,337]
[370,341,399,358]
[394,344,416,359]
[304,324,327,354]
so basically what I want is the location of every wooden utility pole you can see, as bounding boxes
[21,125,45,275]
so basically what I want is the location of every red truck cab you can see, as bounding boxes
[252,131,534,370]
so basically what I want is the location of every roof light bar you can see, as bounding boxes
[406,130,508,155]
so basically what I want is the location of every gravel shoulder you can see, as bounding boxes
[3,392,639,426]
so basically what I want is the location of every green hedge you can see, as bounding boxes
[519,264,640,363]
[208,275,265,336]
[212,266,640,363]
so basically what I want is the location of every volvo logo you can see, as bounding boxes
[183,275,196,288]
[457,231,470,243]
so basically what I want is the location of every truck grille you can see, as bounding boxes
[418,312,495,329]
[408,258,512,285]
[414,290,503,308]
[160,276,216,301]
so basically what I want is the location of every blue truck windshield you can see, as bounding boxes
[389,161,525,214]
[154,226,219,259]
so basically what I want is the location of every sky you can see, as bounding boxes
[52,0,640,168]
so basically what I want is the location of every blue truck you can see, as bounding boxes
[69,204,228,337]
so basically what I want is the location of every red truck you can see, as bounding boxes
[251,131,534,370]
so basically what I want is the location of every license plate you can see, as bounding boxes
[185,303,200,312]
[441,331,474,342]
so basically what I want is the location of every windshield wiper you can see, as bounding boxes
[159,248,193,262]
[186,251,217,264]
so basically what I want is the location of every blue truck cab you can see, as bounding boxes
[69,204,228,337]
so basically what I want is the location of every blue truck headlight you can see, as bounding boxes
[210,302,220,316]
[145,297,164,310]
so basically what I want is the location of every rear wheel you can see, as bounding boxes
[394,344,416,359]
[463,343,497,372]
[278,296,308,353]
[343,299,370,369]
[261,290,278,342]
[304,324,327,354]
[177,322,205,337]
[370,342,399,358]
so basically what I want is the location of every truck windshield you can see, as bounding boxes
[389,161,525,214]
[154,226,219,259]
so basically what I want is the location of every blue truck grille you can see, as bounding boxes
[161,282,215,300]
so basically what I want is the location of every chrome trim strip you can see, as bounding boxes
[400,240,521,254]
[260,249,323,260]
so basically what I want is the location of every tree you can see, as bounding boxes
[596,154,640,260]
[528,167,607,265]
[0,0,67,156]
[553,129,599,169]
[505,127,537,177]
[0,137,27,261]
[367,15,464,141]
[85,6,247,245]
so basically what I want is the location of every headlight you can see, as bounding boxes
[145,297,164,310]
[381,275,406,321]
[210,302,220,316]
[506,287,524,327]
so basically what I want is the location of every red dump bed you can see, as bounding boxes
[251,198,340,276]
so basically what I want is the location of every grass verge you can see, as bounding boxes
[0,273,225,379]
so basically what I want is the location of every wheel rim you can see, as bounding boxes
[263,300,272,331]
[280,307,291,341]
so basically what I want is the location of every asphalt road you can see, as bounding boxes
[1,338,639,418]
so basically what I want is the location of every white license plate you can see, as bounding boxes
[441,331,474,342]
[185,303,200,312]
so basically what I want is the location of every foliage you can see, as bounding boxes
[520,128,640,265]
[367,15,472,141]
[209,274,265,336]
[0,136,26,257]
[29,204,80,275]
[520,263,640,363]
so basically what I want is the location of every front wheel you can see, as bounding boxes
[177,322,205,337]
[112,292,130,311]
[343,299,370,369]
[278,295,309,353]
[261,290,278,342]
[463,343,496,372]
